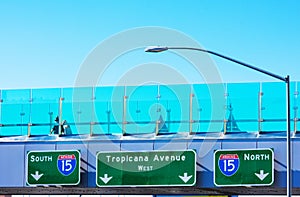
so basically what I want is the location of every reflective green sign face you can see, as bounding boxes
[214,149,274,187]
[96,150,196,187]
[27,150,81,186]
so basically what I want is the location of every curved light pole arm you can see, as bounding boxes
[145,45,291,197]
[166,47,287,82]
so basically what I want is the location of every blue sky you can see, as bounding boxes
[0,0,299,89]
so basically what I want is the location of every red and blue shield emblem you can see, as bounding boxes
[218,154,239,176]
[57,154,77,176]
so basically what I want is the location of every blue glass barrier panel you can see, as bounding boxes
[192,83,225,132]
[1,89,31,136]
[261,82,286,132]
[30,88,60,135]
[125,85,157,134]
[93,86,124,134]
[0,81,297,137]
[226,82,260,132]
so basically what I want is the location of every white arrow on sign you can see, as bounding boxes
[99,174,113,184]
[179,172,192,183]
[31,171,44,181]
[255,170,269,181]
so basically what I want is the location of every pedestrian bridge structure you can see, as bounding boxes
[0,82,300,195]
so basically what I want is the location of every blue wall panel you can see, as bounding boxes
[154,139,187,150]
[292,138,300,187]
[0,143,25,187]
[0,136,298,190]
[188,139,221,171]
[221,138,257,149]
[121,140,154,151]
[187,139,221,187]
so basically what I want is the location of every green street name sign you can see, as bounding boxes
[214,148,274,187]
[96,150,196,187]
[27,150,81,186]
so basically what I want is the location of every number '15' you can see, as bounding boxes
[223,159,235,172]
[61,160,72,172]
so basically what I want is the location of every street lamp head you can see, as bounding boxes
[144,46,168,53]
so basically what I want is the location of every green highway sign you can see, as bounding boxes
[27,150,81,186]
[214,148,274,187]
[96,150,196,187]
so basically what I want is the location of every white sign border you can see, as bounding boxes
[213,148,274,187]
[26,149,81,186]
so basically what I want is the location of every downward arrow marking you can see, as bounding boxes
[99,174,113,184]
[31,171,44,181]
[255,170,269,181]
[179,172,192,183]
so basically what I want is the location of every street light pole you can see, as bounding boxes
[145,46,291,197]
